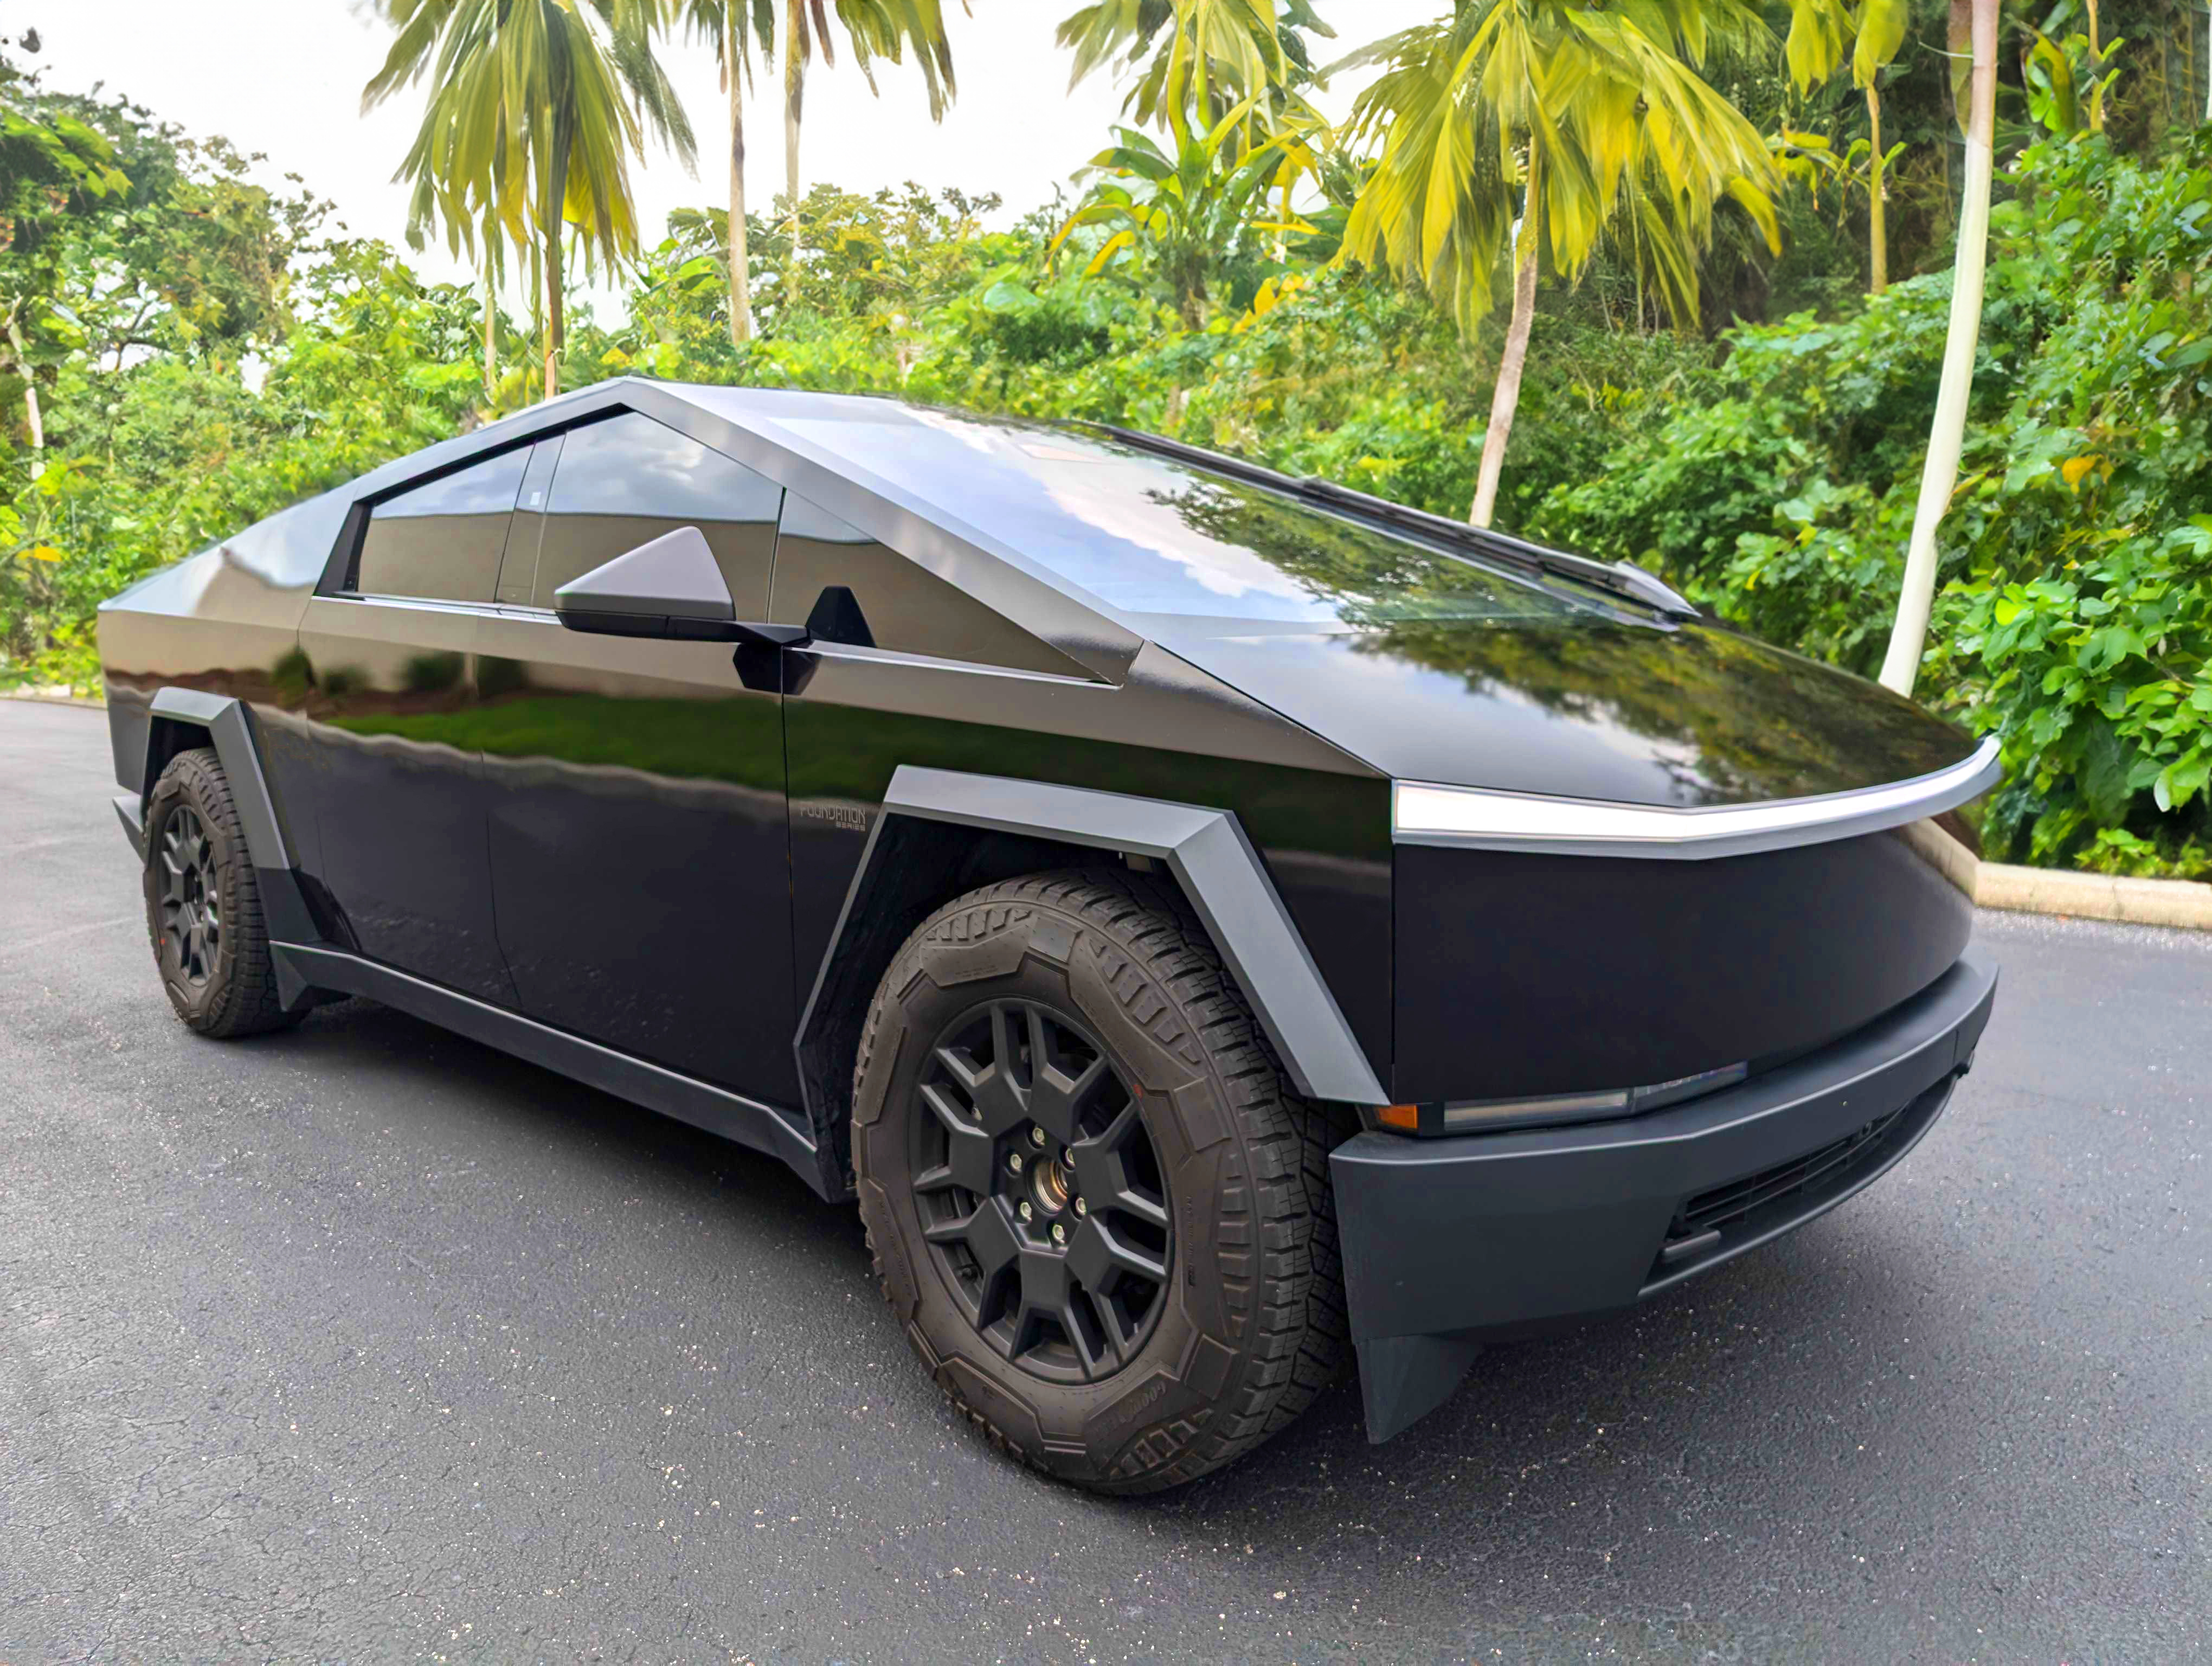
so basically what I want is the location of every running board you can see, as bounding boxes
[270,943,833,1199]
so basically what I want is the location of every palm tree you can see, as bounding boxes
[668,0,776,344]
[1336,0,1779,528]
[1056,0,1331,156]
[1053,104,1303,329]
[365,0,695,398]
[1877,0,1997,695]
[1782,0,1907,293]
[779,0,965,308]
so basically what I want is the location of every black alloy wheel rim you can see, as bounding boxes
[909,998,1173,1385]
[158,805,222,987]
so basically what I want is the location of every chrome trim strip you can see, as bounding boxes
[1393,736,2002,860]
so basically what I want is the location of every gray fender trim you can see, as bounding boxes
[140,689,320,945]
[800,767,1390,1115]
[112,793,147,862]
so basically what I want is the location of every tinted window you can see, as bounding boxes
[494,438,563,606]
[769,410,1584,626]
[767,494,1087,677]
[530,412,782,612]
[355,447,529,602]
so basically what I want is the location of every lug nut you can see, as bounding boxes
[1018,1201,1033,1222]
[1030,1126,1047,1148]
[1050,1222,1066,1246]
[1072,1196,1087,1218]
[1007,1152,1024,1176]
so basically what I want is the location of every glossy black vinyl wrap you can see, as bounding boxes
[1155,615,1973,808]
[1391,825,1977,1103]
[94,379,1984,1133]
[95,381,2007,1449]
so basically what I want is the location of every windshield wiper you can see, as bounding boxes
[1090,424,1700,621]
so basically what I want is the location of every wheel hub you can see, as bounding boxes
[908,997,1174,1384]
[157,805,222,988]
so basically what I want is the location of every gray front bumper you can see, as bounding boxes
[1332,949,1998,1441]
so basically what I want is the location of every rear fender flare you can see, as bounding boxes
[137,689,321,949]
[795,766,1388,1195]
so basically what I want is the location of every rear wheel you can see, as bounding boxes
[142,747,302,1039]
[852,869,1349,1494]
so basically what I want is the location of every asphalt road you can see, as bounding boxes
[1,697,2205,1665]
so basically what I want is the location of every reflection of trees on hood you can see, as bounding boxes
[1360,615,1968,803]
[1148,475,1963,803]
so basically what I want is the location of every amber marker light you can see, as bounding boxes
[1375,1104,1420,1133]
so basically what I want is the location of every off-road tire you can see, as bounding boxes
[852,868,1351,1494]
[142,747,302,1039]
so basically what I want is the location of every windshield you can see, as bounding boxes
[764,408,1585,627]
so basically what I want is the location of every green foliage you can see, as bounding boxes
[0,73,482,669]
[1539,127,2212,870]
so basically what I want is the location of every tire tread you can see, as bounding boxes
[144,746,300,1039]
[854,867,1353,1494]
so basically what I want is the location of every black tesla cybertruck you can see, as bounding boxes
[98,380,1999,1492]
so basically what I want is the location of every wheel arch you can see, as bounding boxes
[132,689,322,947]
[794,767,1390,1199]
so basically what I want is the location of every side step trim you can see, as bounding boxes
[271,944,829,1199]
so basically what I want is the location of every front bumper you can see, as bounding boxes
[1332,947,1998,1441]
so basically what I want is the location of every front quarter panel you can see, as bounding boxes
[99,513,330,880]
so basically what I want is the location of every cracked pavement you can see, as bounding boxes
[1,699,2207,1663]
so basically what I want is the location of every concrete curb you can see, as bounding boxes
[2,688,105,710]
[1911,819,2212,931]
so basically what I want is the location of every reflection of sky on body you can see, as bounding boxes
[771,410,1573,626]
[372,447,529,521]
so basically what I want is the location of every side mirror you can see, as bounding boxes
[554,526,809,648]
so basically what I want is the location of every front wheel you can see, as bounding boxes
[852,870,1348,1494]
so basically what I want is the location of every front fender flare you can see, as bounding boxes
[136,689,321,948]
[795,767,1388,1192]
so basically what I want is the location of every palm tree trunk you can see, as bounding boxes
[1879,0,1997,695]
[727,10,754,345]
[784,0,805,309]
[483,262,498,400]
[544,247,564,399]
[2085,0,2104,132]
[543,125,571,400]
[1866,82,1887,296]
[6,310,44,454]
[1470,147,1541,529]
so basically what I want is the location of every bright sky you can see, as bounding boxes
[30,0,1440,315]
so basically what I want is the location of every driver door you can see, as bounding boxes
[475,411,798,1105]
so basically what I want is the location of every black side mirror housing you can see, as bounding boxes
[553,526,810,648]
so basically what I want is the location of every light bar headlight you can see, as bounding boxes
[1374,1062,1748,1137]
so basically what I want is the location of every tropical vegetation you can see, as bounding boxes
[3,1,2210,879]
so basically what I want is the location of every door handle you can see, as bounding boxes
[665,617,812,647]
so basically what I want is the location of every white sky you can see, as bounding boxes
[30,0,1439,316]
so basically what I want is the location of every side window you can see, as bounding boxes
[529,411,782,613]
[493,438,563,606]
[768,494,1088,678]
[353,447,530,603]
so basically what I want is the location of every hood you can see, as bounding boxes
[1146,613,1979,808]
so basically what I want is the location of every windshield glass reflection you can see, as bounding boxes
[771,409,1584,626]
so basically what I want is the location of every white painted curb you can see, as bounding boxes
[1909,819,2212,931]
[2,687,104,710]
